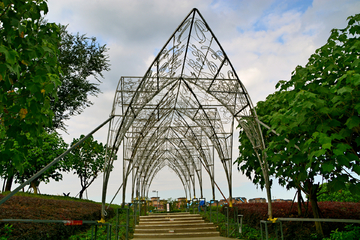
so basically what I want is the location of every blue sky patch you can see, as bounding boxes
[252,0,313,32]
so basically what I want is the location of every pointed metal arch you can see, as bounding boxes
[103,8,272,218]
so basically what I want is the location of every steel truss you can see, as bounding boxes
[102,8,271,217]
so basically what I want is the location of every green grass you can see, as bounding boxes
[1,191,98,204]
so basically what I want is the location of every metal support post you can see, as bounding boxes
[238,214,243,234]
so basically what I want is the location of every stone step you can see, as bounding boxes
[148,212,191,215]
[140,216,203,222]
[134,212,221,239]
[138,219,205,225]
[133,231,220,238]
[136,222,216,229]
[141,214,200,219]
[135,226,217,233]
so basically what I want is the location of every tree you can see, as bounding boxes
[317,183,360,202]
[14,132,69,194]
[69,135,109,199]
[0,0,61,180]
[236,13,360,235]
[0,1,109,193]
[51,25,110,131]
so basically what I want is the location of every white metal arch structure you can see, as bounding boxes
[103,8,272,218]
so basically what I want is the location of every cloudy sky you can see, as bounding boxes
[31,0,360,203]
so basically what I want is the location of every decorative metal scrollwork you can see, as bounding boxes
[102,8,266,213]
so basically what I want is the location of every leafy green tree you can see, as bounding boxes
[51,24,110,131]
[318,183,360,202]
[13,132,69,194]
[0,1,109,193]
[69,135,108,199]
[0,0,61,185]
[236,13,360,235]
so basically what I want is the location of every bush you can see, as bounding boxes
[0,224,13,240]
[224,202,360,240]
[323,225,360,240]
[0,193,114,240]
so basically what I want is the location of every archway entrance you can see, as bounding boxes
[103,8,271,217]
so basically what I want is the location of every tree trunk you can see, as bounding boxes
[30,181,39,194]
[2,178,6,192]
[297,188,302,216]
[79,187,86,199]
[5,175,14,192]
[308,186,323,236]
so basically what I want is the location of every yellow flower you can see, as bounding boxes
[41,89,45,94]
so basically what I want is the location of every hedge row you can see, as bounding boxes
[0,194,114,240]
[221,202,360,239]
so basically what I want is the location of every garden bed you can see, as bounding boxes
[0,193,114,240]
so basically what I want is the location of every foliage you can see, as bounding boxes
[0,0,61,175]
[201,210,240,238]
[240,224,263,240]
[0,193,115,240]
[201,207,267,239]
[236,12,360,235]
[0,224,13,240]
[323,224,360,240]
[318,183,360,202]
[51,24,110,131]
[11,131,69,194]
[69,207,134,240]
[268,13,360,194]
[68,135,109,199]
[228,202,360,239]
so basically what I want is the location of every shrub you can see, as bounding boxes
[0,194,114,240]
[223,202,360,240]
[323,225,360,240]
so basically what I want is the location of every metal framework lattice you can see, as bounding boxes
[102,8,268,212]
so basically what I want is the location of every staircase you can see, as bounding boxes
[133,212,220,238]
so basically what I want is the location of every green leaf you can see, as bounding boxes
[349,183,360,195]
[328,177,347,192]
[355,136,360,147]
[333,143,351,156]
[353,165,360,175]
[322,142,332,150]
[5,49,18,65]
[345,115,360,129]
[322,163,334,173]
[355,103,360,115]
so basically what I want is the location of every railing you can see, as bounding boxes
[260,218,360,240]
[0,207,132,240]
[0,219,111,240]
